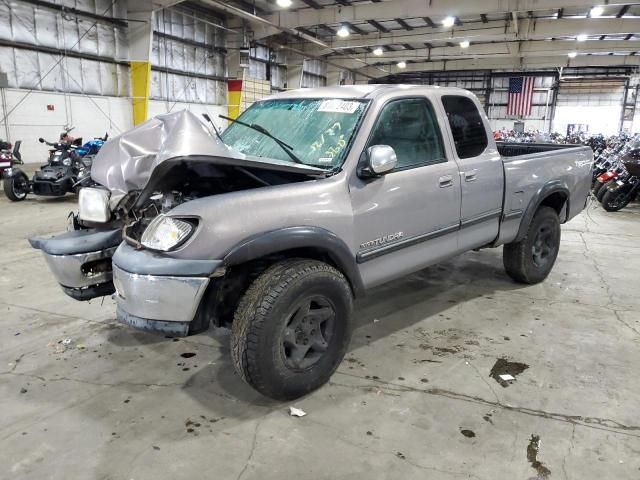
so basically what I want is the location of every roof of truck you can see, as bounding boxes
[265,84,471,101]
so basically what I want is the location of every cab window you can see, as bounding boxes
[441,95,489,159]
[367,97,446,170]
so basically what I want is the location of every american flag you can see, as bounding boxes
[507,77,535,116]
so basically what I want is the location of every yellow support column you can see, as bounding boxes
[227,80,243,120]
[130,61,151,126]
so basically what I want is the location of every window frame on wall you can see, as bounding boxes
[301,59,327,88]
[364,96,448,172]
[150,6,227,105]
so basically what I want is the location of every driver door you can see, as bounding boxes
[349,96,462,289]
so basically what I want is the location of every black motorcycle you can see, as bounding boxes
[601,146,640,212]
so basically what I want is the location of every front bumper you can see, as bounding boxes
[30,228,122,300]
[112,243,223,336]
[113,265,210,334]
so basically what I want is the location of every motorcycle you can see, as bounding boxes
[3,128,107,202]
[600,146,640,212]
[0,139,23,179]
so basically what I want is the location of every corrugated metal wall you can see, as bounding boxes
[0,1,227,103]
[0,0,129,96]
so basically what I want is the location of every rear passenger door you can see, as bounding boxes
[440,95,504,249]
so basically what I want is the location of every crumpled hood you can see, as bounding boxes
[92,110,326,198]
[91,110,245,196]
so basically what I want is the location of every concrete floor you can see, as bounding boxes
[2,184,640,480]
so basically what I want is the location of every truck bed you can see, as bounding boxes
[497,142,584,157]
[496,143,593,246]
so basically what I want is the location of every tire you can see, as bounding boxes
[601,187,632,212]
[3,170,29,201]
[597,180,615,203]
[592,180,606,198]
[231,258,353,400]
[503,206,561,284]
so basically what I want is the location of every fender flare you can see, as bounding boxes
[222,226,364,296]
[514,182,570,242]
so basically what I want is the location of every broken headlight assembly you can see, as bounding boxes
[140,215,197,251]
[78,187,111,223]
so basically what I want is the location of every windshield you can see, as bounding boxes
[220,98,368,169]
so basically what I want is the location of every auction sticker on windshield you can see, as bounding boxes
[318,99,361,114]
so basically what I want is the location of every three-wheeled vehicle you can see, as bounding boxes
[3,128,107,202]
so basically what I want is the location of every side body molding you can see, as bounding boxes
[222,226,365,296]
[514,181,570,243]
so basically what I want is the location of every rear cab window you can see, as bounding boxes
[441,95,488,159]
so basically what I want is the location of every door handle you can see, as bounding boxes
[464,170,477,182]
[439,175,453,188]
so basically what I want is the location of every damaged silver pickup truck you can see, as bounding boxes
[31,85,592,400]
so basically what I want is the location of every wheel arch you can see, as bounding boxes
[222,226,364,296]
[514,183,569,243]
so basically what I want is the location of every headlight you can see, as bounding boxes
[62,158,71,166]
[78,187,110,223]
[141,215,196,251]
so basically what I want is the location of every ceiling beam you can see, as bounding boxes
[354,54,640,78]
[366,19,389,33]
[394,18,414,31]
[300,18,640,54]
[344,21,367,35]
[265,0,636,30]
[423,16,437,27]
[327,40,640,70]
[617,5,630,17]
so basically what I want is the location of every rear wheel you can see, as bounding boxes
[601,187,632,212]
[592,180,606,198]
[231,259,353,400]
[503,206,561,284]
[3,170,29,201]
[597,180,615,202]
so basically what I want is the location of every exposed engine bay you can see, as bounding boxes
[110,160,319,246]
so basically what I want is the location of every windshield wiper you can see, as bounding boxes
[219,114,304,164]
[202,113,223,143]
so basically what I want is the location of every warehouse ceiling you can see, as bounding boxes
[185,0,640,78]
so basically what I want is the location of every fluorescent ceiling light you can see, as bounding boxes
[337,25,350,38]
[276,0,292,7]
[442,16,455,28]
[590,6,604,17]
[397,61,407,68]
[373,47,384,56]
[577,34,588,41]
[460,40,470,48]
[568,51,577,58]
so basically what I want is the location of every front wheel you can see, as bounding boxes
[601,187,633,212]
[231,259,353,400]
[3,170,29,201]
[503,206,561,284]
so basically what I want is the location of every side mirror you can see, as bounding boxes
[38,137,45,143]
[359,145,397,178]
